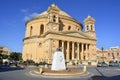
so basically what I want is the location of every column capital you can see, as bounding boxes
[62,40,65,42]
[76,42,80,44]
[72,41,75,43]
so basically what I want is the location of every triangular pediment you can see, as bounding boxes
[66,33,87,38]
[61,31,90,39]
[43,30,95,40]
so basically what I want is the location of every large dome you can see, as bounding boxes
[34,10,72,18]
[25,4,83,30]
[34,4,72,19]
[26,4,81,25]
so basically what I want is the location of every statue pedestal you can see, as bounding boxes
[51,51,66,71]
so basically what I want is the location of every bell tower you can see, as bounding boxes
[84,15,96,39]
[47,4,60,31]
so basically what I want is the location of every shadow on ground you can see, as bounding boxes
[0,65,24,72]
[90,75,120,80]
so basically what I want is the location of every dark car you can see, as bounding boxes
[97,62,108,67]
[109,61,119,67]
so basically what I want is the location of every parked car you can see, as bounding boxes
[97,62,108,67]
[109,61,119,67]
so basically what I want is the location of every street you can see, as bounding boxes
[0,65,120,80]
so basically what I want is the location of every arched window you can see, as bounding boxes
[53,15,56,22]
[87,26,89,30]
[40,24,44,35]
[117,53,119,56]
[91,25,93,30]
[59,20,63,31]
[108,53,110,57]
[68,26,71,30]
[112,53,115,59]
[30,26,33,36]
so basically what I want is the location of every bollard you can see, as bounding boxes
[83,66,87,73]
[39,68,43,74]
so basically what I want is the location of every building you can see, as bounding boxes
[97,47,120,62]
[0,46,11,55]
[22,4,97,64]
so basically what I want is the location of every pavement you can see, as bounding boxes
[1,65,120,80]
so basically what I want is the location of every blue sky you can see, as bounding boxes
[0,0,120,52]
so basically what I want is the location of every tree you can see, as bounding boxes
[0,53,2,59]
[0,50,3,54]
[9,52,22,61]
[2,54,8,59]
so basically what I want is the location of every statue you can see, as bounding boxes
[51,47,66,71]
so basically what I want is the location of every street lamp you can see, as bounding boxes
[101,47,104,61]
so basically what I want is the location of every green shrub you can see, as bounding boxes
[26,60,35,65]
[0,59,2,64]
[34,63,39,66]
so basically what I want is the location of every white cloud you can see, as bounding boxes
[21,9,28,13]
[23,12,39,21]
[30,12,38,17]
[24,16,30,21]
[20,7,39,21]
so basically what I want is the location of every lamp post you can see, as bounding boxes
[101,47,104,61]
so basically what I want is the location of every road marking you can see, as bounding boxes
[105,68,120,71]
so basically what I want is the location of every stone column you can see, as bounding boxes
[48,39,52,63]
[77,43,80,60]
[72,42,75,60]
[56,40,59,48]
[80,43,84,60]
[89,44,92,60]
[86,44,88,60]
[62,41,64,53]
[66,41,70,61]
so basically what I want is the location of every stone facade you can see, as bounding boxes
[97,47,120,62]
[22,4,97,64]
[0,46,11,55]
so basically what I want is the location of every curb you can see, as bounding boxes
[42,71,85,76]
[29,70,92,79]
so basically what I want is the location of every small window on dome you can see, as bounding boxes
[30,26,33,36]
[68,26,71,30]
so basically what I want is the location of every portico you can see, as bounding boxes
[46,30,97,62]
[53,40,96,61]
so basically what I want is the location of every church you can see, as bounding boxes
[22,4,97,64]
